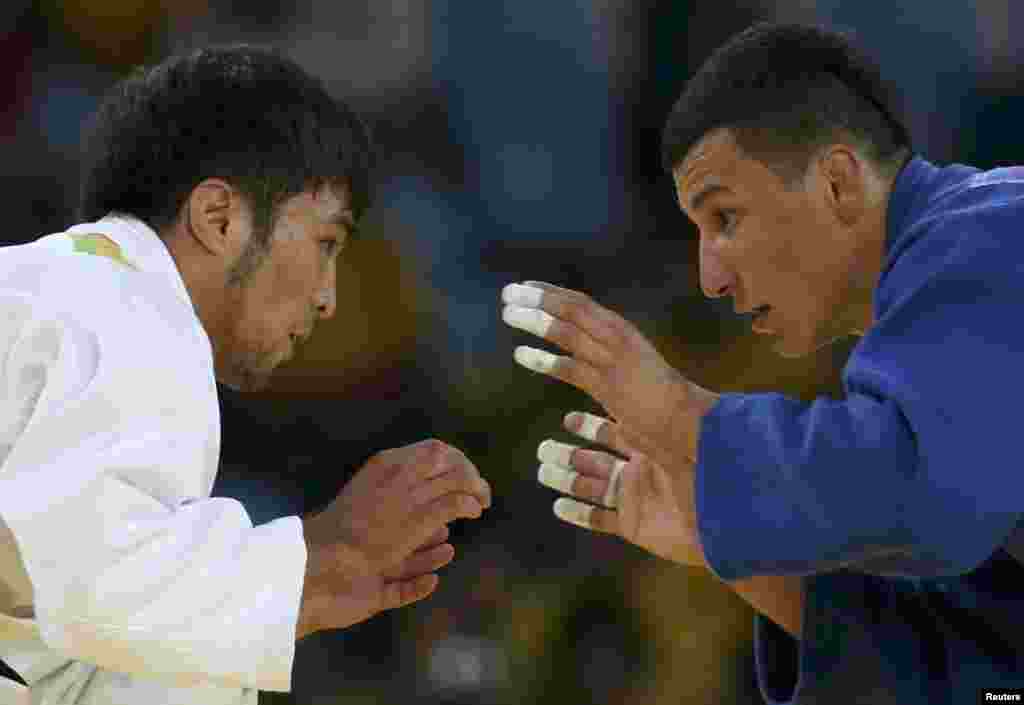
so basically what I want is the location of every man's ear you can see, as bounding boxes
[185,179,243,256]
[818,146,867,227]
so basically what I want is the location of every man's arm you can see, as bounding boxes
[0,297,489,692]
[531,423,805,640]
[502,264,1024,580]
[0,294,308,691]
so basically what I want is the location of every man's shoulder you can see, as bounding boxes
[0,233,216,428]
[918,163,1024,226]
[886,161,1024,276]
[0,232,202,359]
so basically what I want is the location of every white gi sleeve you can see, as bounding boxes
[0,294,307,692]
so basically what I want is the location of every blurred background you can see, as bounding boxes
[2,1,1022,703]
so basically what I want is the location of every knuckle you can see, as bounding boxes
[424,438,453,466]
[563,300,585,326]
[384,584,402,610]
[610,317,634,347]
[424,438,447,455]
[459,494,481,516]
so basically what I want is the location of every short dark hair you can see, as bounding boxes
[78,44,375,244]
[660,23,911,179]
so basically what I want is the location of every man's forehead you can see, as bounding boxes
[673,128,738,193]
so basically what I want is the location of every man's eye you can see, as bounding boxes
[716,210,738,234]
[321,239,340,255]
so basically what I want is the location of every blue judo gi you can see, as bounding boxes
[696,156,1024,704]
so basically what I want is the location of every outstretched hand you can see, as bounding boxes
[534,412,707,569]
[501,281,719,468]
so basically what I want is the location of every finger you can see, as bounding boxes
[538,462,619,509]
[389,438,457,482]
[563,412,634,458]
[411,464,491,509]
[385,543,455,580]
[604,460,625,508]
[415,493,485,535]
[537,440,623,508]
[504,281,628,349]
[537,445,625,507]
[503,304,614,367]
[439,451,492,508]
[420,525,450,550]
[537,440,625,479]
[395,440,488,494]
[513,345,603,395]
[381,573,439,611]
[576,451,626,509]
[552,497,619,535]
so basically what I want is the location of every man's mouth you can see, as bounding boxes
[749,304,773,333]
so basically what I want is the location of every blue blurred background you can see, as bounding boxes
[2,1,1022,703]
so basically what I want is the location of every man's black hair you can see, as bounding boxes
[78,44,375,247]
[661,23,911,179]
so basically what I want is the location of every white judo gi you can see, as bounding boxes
[0,214,308,703]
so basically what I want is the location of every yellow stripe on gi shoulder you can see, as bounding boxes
[66,233,139,271]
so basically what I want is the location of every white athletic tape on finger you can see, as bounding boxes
[503,305,554,337]
[502,283,544,308]
[538,463,577,495]
[514,346,558,374]
[537,439,577,467]
[553,497,592,529]
[576,412,606,442]
[603,459,625,508]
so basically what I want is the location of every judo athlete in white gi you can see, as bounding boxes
[0,45,491,704]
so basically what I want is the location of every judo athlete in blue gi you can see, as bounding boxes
[500,22,1024,705]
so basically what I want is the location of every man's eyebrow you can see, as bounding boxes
[688,183,730,213]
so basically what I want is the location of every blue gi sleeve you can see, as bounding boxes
[696,205,1024,581]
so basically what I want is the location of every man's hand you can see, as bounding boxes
[299,439,491,636]
[296,526,454,640]
[534,413,707,568]
[501,281,720,467]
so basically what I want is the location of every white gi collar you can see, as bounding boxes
[65,212,196,315]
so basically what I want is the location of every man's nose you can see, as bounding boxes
[316,279,336,320]
[699,236,734,299]
[317,292,336,319]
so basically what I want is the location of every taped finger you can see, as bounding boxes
[569,411,606,442]
[553,496,591,528]
[564,412,633,458]
[503,305,554,338]
[538,462,578,495]
[514,345,561,374]
[602,459,626,509]
[553,498,618,534]
[537,439,578,468]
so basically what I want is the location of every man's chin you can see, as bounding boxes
[217,367,274,393]
[771,332,848,359]
[765,330,815,359]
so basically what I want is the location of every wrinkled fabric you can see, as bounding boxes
[696,157,1024,702]
[0,214,307,703]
